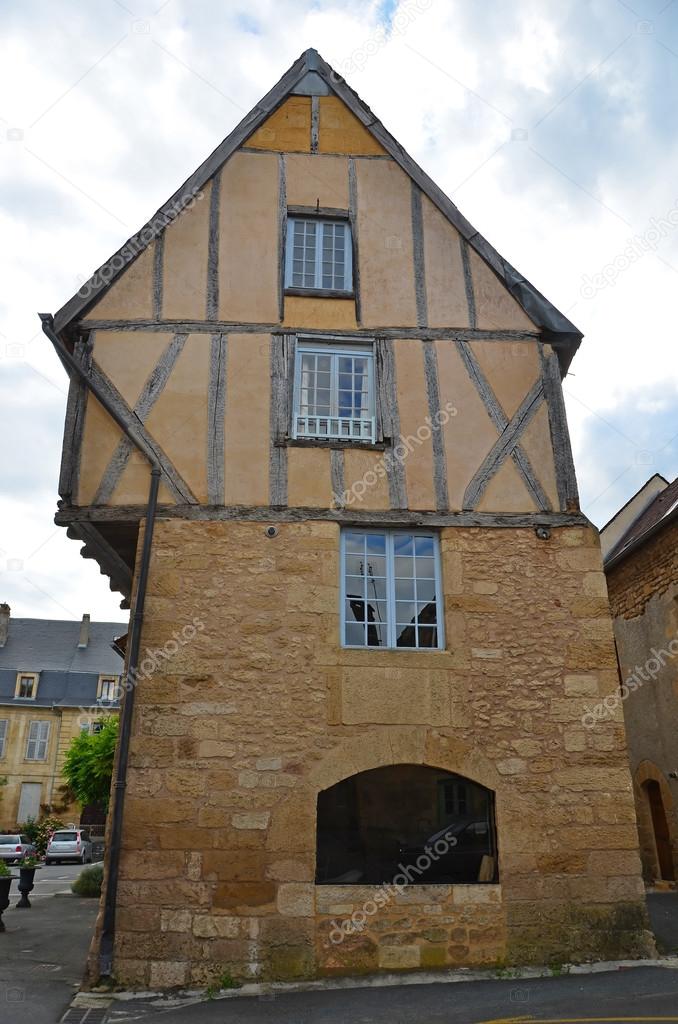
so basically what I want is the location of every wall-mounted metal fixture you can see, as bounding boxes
[266,526,279,538]
[535,526,551,541]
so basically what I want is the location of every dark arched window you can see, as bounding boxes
[316,764,498,884]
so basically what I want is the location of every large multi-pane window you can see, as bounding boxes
[341,530,443,649]
[25,721,50,761]
[293,344,375,442]
[285,217,352,292]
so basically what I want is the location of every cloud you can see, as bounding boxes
[1,0,677,617]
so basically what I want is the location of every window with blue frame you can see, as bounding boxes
[341,530,444,649]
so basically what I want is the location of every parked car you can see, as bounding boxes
[0,834,37,864]
[45,828,93,865]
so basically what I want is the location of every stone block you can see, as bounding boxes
[232,812,270,830]
[378,944,421,969]
[277,882,315,917]
[149,961,189,988]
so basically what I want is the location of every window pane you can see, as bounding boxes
[394,535,414,556]
[365,534,385,555]
[345,532,365,554]
[414,536,434,556]
[418,627,438,648]
[344,622,365,646]
[395,578,415,601]
[394,556,414,578]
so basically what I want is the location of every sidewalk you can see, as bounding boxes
[0,891,98,1024]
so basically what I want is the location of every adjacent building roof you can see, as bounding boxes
[50,47,582,375]
[0,614,125,708]
[602,475,678,569]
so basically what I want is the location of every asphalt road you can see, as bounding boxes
[0,888,98,1024]
[27,862,84,899]
[112,967,678,1023]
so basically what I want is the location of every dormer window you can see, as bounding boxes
[15,672,38,700]
[293,343,375,442]
[285,215,353,294]
[98,675,120,702]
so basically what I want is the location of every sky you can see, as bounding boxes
[1,0,677,622]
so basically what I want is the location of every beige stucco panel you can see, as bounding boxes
[110,457,174,506]
[469,340,541,419]
[93,331,174,409]
[477,457,538,514]
[318,97,387,156]
[86,240,155,320]
[343,449,390,510]
[141,334,210,504]
[287,447,332,507]
[248,97,311,152]
[285,154,349,208]
[422,196,469,328]
[218,152,279,323]
[519,401,560,511]
[283,296,357,331]
[78,398,124,505]
[434,339,499,511]
[468,248,536,331]
[223,334,270,506]
[357,160,417,327]
[394,339,435,510]
[162,180,211,320]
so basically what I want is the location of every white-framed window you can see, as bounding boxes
[25,721,50,761]
[285,217,353,292]
[341,530,444,649]
[15,672,38,700]
[0,720,7,758]
[98,675,120,702]
[293,343,375,442]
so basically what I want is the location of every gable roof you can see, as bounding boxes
[51,47,582,375]
[604,475,678,569]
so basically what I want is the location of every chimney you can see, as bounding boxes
[0,604,9,648]
[78,613,91,649]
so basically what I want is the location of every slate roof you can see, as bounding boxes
[605,476,678,568]
[0,617,126,708]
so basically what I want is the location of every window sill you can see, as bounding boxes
[285,287,355,300]
[278,437,386,452]
[340,644,450,656]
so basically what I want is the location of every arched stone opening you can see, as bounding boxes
[634,760,678,883]
[316,763,498,885]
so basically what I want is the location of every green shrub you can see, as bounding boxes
[71,863,103,897]
[0,859,10,878]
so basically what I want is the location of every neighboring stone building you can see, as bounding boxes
[0,604,123,829]
[44,49,652,988]
[602,475,678,885]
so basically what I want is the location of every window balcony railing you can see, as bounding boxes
[294,415,376,443]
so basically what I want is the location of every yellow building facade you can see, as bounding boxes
[45,50,652,988]
[0,606,122,829]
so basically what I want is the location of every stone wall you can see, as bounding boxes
[101,519,652,988]
[606,522,678,882]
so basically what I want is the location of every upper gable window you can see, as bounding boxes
[293,343,375,442]
[98,675,120,703]
[285,217,353,293]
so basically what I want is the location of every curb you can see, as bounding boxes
[78,955,678,1008]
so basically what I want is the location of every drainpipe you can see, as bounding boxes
[40,313,161,978]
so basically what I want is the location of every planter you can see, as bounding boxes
[0,875,15,931]
[17,866,40,909]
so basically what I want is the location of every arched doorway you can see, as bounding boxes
[316,764,498,885]
[643,779,675,882]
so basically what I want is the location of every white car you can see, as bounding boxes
[0,834,37,864]
[45,828,93,865]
